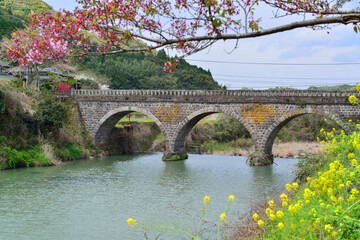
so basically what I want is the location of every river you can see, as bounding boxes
[0,153,298,240]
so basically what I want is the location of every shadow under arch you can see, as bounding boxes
[262,109,346,157]
[94,106,166,146]
[171,107,252,154]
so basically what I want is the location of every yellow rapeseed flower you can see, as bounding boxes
[203,196,210,204]
[325,224,333,232]
[278,222,284,230]
[220,213,226,223]
[349,95,358,104]
[258,220,264,227]
[351,159,358,166]
[127,218,137,228]
[228,195,235,202]
[269,214,276,220]
[266,208,274,217]
[351,188,359,195]
[253,213,258,221]
[356,83,360,92]
[276,210,284,219]
[348,153,355,159]
[285,183,292,192]
[268,200,274,207]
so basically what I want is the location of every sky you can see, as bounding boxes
[42,0,360,90]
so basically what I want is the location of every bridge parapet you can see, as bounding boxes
[72,89,359,105]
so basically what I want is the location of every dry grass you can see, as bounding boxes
[0,80,37,117]
[272,141,321,158]
[41,143,62,166]
[229,195,288,240]
[200,141,321,158]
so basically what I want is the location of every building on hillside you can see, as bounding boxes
[0,60,10,72]
[0,60,15,81]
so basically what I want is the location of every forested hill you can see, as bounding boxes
[78,50,225,90]
[0,0,53,39]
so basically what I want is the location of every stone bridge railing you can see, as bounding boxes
[72,89,360,105]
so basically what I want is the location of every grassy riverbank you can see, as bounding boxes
[231,123,360,239]
[0,80,102,170]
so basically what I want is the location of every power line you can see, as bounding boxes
[186,59,360,66]
[214,77,358,84]
[212,73,360,80]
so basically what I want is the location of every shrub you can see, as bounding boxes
[35,97,68,134]
[0,146,52,169]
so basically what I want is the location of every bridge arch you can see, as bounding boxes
[94,106,168,146]
[170,107,253,154]
[260,108,345,158]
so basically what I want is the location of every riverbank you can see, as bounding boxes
[0,80,105,170]
[189,141,321,158]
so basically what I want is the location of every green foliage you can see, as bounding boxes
[0,145,51,169]
[189,115,252,151]
[276,114,337,142]
[213,117,251,142]
[35,97,68,134]
[77,51,224,90]
[0,0,53,39]
[202,140,238,153]
[54,147,82,161]
[308,84,355,91]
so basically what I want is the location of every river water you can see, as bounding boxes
[0,153,298,240]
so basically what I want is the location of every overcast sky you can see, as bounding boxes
[43,0,360,89]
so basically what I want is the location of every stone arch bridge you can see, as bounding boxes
[72,89,360,165]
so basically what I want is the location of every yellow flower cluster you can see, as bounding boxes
[349,84,360,105]
[127,218,137,228]
[228,195,235,202]
[285,182,298,192]
[252,122,360,239]
[349,95,358,104]
[280,193,289,207]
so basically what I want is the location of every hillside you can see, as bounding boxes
[77,50,225,90]
[0,0,53,39]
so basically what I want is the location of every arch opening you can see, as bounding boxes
[173,111,253,156]
[94,108,166,154]
[264,113,342,158]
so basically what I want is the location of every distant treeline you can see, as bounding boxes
[78,50,225,90]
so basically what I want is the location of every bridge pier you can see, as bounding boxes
[249,151,274,166]
[162,152,189,161]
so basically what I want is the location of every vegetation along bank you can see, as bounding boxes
[0,80,104,170]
